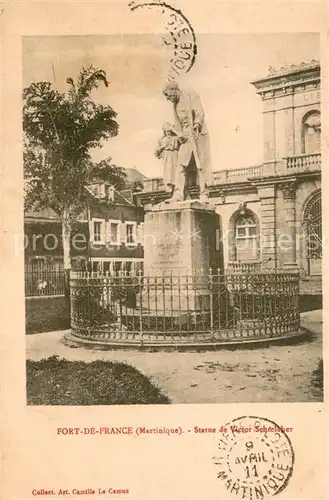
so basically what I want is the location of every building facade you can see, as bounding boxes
[135,61,322,294]
[85,181,144,273]
[25,182,144,275]
[24,207,88,269]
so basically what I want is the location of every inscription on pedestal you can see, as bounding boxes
[144,202,222,272]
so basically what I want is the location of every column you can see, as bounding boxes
[263,110,276,162]
[258,186,276,268]
[262,109,277,177]
[279,182,297,267]
[285,106,295,157]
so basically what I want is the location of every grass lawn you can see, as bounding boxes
[26,356,170,405]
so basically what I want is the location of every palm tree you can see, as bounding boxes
[23,65,126,300]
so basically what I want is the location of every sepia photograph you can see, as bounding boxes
[23,31,323,406]
[2,1,328,499]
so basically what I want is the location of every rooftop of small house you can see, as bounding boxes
[25,182,138,222]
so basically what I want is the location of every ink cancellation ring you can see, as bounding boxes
[128,1,197,78]
[213,416,295,499]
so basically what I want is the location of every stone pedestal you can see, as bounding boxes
[141,199,222,313]
[144,199,221,275]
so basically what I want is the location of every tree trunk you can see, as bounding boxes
[62,205,72,323]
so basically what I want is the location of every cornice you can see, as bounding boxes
[136,170,321,207]
[251,61,320,88]
[209,184,257,197]
[251,64,320,100]
[250,170,320,187]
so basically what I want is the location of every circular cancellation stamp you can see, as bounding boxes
[128,0,197,80]
[213,416,294,499]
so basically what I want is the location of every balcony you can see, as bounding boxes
[213,165,263,183]
[142,177,164,193]
[227,261,262,273]
[141,165,263,193]
[284,153,321,173]
[140,154,321,194]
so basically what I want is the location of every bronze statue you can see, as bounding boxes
[158,81,213,202]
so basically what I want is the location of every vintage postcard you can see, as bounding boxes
[1,0,328,499]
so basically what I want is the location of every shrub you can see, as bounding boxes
[26,356,170,405]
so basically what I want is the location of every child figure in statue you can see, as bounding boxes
[154,122,186,201]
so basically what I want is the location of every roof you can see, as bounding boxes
[85,183,135,207]
[25,206,61,221]
[24,182,137,223]
[266,59,319,78]
[251,59,320,89]
[25,203,88,223]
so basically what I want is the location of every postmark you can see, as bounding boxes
[213,416,294,499]
[128,0,197,80]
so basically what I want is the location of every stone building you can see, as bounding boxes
[85,181,144,273]
[24,184,144,332]
[25,183,144,274]
[136,61,322,295]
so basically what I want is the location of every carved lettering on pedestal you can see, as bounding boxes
[151,237,183,265]
[151,242,179,251]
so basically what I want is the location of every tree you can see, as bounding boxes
[23,66,127,291]
[89,158,127,190]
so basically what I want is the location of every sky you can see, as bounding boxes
[23,33,319,178]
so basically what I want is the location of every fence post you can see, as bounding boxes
[64,268,71,326]
[209,268,214,341]
[138,269,143,346]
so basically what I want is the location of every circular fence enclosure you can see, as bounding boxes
[68,268,303,350]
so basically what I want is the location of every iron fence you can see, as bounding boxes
[70,268,300,346]
[25,263,65,297]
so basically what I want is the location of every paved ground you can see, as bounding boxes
[26,310,323,404]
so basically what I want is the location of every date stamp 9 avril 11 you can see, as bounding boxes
[212,416,294,500]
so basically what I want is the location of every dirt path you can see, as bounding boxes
[26,310,323,404]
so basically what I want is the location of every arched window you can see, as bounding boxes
[234,213,259,262]
[303,189,322,275]
[235,215,257,239]
[302,111,321,154]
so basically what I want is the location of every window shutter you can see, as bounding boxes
[137,223,144,245]
[120,222,126,244]
[101,221,106,243]
[89,220,94,242]
[105,221,110,243]
[116,222,121,245]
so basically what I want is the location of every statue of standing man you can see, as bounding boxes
[161,81,213,202]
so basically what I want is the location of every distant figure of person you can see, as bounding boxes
[37,280,48,295]
[162,81,213,202]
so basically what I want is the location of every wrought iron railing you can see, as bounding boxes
[25,263,65,297]
[70,269,300,346]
